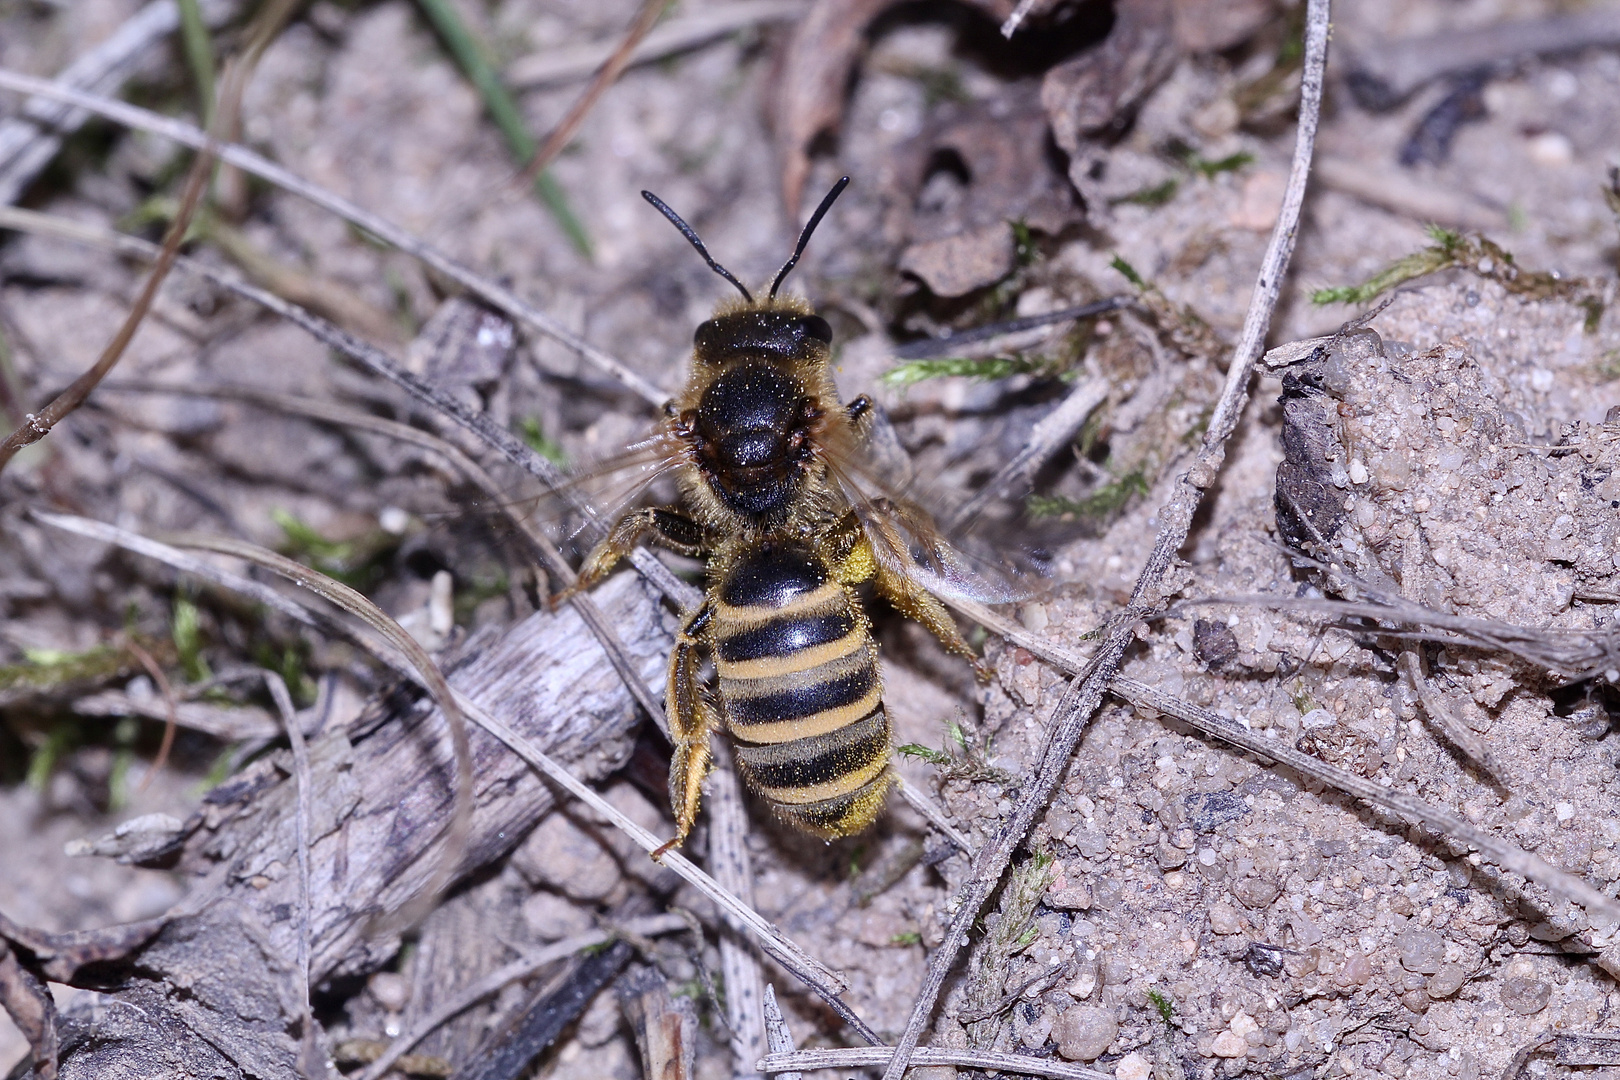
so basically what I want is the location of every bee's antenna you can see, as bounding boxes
[641,190,753,303]
[770,176,850,300]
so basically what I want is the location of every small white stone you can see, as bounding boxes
[1115,1052,1151,1080]
[1348,459,1369,485]
[1556,802,1575,822]
[1526,131,1574,167]
[1530,367,1555,392]
[1211,1030,1248,1057]
[378,506,410,534]
[1230,1011,1259,1038]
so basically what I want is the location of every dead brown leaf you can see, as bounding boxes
[1041,0,1179,157]
[898,222,1016,297]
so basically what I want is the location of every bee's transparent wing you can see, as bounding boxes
[821,436,1051,606]
[445,431,688,557]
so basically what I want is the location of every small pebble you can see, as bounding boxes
[1230,1012,1259,1039]
[1211,1030,1248,1057]
[1500,975,1551,1015]
[1115,1052,1151,1080]
[1208,901,1246,935]
[1555,802,1575,822]
[1054,1005,1118,1062]
[1427,963,1467,999]
[1396,925,1446,974]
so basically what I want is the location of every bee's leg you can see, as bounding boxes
[845,393,874,430]
[654,597,716,860]
[863,542,994,682]
[559,507,705,602]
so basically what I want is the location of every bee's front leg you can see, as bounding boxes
[654,597,716,860]
[557,507,705,604]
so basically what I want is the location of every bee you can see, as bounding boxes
[560,178,1017,854]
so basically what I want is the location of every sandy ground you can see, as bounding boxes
[2,0,1619,1077]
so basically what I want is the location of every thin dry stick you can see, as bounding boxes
[125,639,180,794]
[944,375,1109,532]
[704,744,768,1076]
[519,0,668,185]
[0,205,672,728]
[894,778,972,852]
[507,0,804,89]
[949,595,1620,927]
[1115,677,1620,925]
[0,0,240,204]
[760,986,801,1080]
[356,914,689,1080]
[0,63,229,472]
[0,68,665,408]
[30,512,870,1040]
[762,1046,1112,1080]
[262,670,324,1080]
[877,5,1331,1075]
[1398,649,1506,783]
[159,533,474,930]
[447,688,875,1040]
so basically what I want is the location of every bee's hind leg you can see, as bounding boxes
[870,553,994,682]
[556,507,705,605]
[653,597,716,860]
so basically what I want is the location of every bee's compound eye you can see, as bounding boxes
[693,320,721,351]
[800,315,833,343]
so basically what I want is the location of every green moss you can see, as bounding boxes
[1027,470,1149,520]
[1112,178,1179,208]
[518,417,568,465]
[897,743,951,766]
[879,355,1045,388]
[1148,989,1176,1026]
[1313,228,1606,329]
[890,930,923,946]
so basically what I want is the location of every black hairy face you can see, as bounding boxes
[692,362,818,521]
[693,309,832,361]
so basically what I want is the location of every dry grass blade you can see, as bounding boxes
[0,67,665,407]
[31,509,865,1036]
[357,915,689,1080]
[1398,649,1508,784]
[0,69,223,471]
[125,640,179,794]
[944,375,1109,532]
[262,670,324,1080]
[1194,593,1620,685]
[0,205,670,728]
[761,985,800,1080]
[507,0,803,89]
[31,511,327,631]
[876,5,1332,1075]
[894,777,972,852]
[759,1045,1113,1079]
[153,532,474,932]
[518,0,669,185]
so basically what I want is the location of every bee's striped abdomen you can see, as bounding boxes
[713,542,892,838]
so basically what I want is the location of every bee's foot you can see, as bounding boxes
[650,834,686,862]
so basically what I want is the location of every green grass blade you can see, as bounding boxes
[177,0,217,126]
[413,0,593,257]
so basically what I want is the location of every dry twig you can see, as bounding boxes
[507,0,803,89]
[357,915,689,1080]
[877,5,1332,1074]
[949,596,1620,927]
[262,670,324,1080]
[0,68,666,407]
[760,1045,1112,1079]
